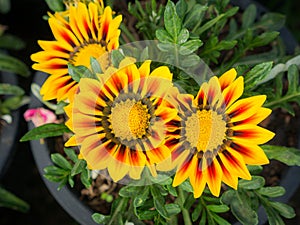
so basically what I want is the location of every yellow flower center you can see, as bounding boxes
[110,100,150,140]
[129,102,149,138]
[185,109,226,152]
[72,43,107,68]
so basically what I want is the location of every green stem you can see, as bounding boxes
[177,186,193,225]
[264,92,300,108]
[108,197,128,225]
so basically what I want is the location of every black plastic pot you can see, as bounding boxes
[28,1,300,224]
[29,72,97,225]
[0,71,20,179]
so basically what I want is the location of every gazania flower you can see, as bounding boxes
[166,68,275,198]
[65,60,179,182]
[31,2,122,101]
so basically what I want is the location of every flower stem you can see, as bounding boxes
[108,197,128,225]
[177,186,193,225]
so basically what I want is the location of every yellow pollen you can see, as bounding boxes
[129,102,149,138]
[185,109,227,152]
[110,100,150,140]
[72,43,107,68]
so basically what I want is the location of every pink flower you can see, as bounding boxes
[24,108,57,127]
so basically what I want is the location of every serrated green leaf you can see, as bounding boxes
[0,53,30,77]
[270,202,296,219]
[262,145,300,166]
[207,205,229,213]
[0,34,25,50]
[238,176,265,190]
[242,4,257,29]
[258,186,285,198]
[179,39,203,55]
[51,153,72,170]
[20,123,70,142]
[0,187,29,213]
[92,213,111,224]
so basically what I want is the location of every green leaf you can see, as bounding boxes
[238,176,265,190]
[257,186,285,198]
[262,145,300,166]
[20,123,70,142]
[232,192,258,225]
[80,167,91,188]
[183,4,208,31]
[71,159,86,176]
[265,205,285,225]
[242,4,257,29]
[0,34,25,50]
[248,31,279,49]
[258,13,286,31]
[270,202,296,219]
[211,213,231,225]
[192,201,203,222]
[179,39,203,55]
[244,61,273,90]
[0,187,30,213]
[90,57,102,74]
[68,64,96,82]
[0,0,10,13]
[156,29,173,43]
[64,148,78,163]
[180,180,193,193]
[45,0,64,11]
[247,165,263,175]
[51,153,72,170]
[164,0,181,39]
[199,209,207,225]
[138,210,157,220]
[175,0,187,19]
[119,185,140,198]
[111,50,125,68]
[43,165,67,176]
[207,205,229,213]
[0,83,24,96]
[133,187,149,208]
[151,185,169,219]
[177,28,189,44]
[0,53,30,77]
[165,203,181,216]
[92,213,111,224]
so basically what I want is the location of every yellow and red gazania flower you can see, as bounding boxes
[64,60,179,182]
[31,2,122,102]
[166,68,275,198]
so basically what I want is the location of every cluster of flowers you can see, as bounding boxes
[28,0,274,198]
